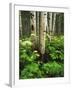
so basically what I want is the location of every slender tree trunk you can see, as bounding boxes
[19,11,22,38]
[30,11,36,49]
[53,13,56,35]
[46,12,49,33]
[30,11,36,35]
[49,12,52,41]
[36,12,39,36]
[58,14,61,34]
[39,12,47,55]
[36,12,39,48]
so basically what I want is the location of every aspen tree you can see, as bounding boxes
[19,11,22,38]
[39,12,47,55]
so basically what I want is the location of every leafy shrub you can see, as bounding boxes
[42,61,64,77]
[45,36,64,62]
[20,63,42,79]
[20,61,64,79]
[19,38,40,77]
[19,39,40,63]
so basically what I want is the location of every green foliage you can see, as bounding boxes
[20,61,64,79]
[20,63,42,79]
[19,36,64,79]
[42,61,64,77]
[45,36,64,62]
[19,39,40,63]
[19,38,41,79]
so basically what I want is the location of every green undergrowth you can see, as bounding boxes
[19,35,64,79]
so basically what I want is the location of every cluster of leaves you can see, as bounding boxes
[20,63,42,79]
[42,61,64,77]
[45,35,64,62]
[19,39,40,63]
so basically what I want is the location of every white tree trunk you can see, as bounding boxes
[39,12,47,54]
[47,12,49,33]
[19,11,22,38]
[30,11,36,35]
[49,12,52,35]
[36,12,39,47]
[30,11,36,49]
[49,12,52,41]
[53,13,56,35]
[58,14,61,34]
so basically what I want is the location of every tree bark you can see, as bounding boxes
[19,11,22,38]
[46,12,49,33]
[52,13,56,35]
[36,12,39,48]
[49,12,52,41]
[58,14,61,34]
[30,11,36,49]
[39,12,47,55]
[49,12,52,35]
[30,11,36,35]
